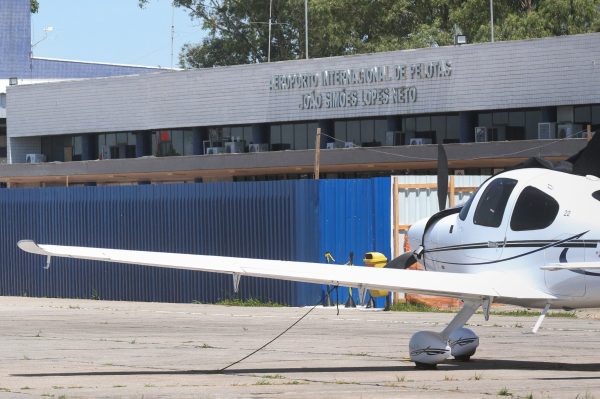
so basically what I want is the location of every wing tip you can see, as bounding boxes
[17,240,47,255]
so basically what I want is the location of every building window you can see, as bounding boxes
[525,110,541,140]
[270,125,281,146]
[374,119,387,145]
[72,136,82,161]
[97,132,136,159]
[42,135,71,162]
[153,129,194,156]
[592,105,600,125]
[294,123,308,150]
[446,115,459,142]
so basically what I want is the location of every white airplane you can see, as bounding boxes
[17,138,600,369]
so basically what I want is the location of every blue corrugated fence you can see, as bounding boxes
[0,178,390,306]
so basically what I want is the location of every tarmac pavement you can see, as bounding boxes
[1,296,600,398]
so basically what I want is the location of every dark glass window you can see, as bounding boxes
[510,186,559,231]
[458,192,476,221]
[473,178,518,227]
[593,190,600,202]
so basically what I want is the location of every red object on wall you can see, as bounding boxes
[160,130,170,142]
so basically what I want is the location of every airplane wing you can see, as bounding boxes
[18,240,554,300]
[541,262,600,271]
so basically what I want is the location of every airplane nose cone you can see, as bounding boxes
[407,217,428,252]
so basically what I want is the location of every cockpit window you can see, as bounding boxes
[458,190,476,221]
[510,186,559,231]
[593,190,600,202]
[473,178,518,227]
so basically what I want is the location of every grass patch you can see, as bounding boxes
[254,380,272,385]
[262,374,285,379]
[195,343,215,349]
[389,301,577,318]
[283,380,306,385]
[489,309,576,318]
[389,301,444,312]
[214,298,285,307]
[469,372,483,381]
[497,387,512,396]
[91,289,100,300]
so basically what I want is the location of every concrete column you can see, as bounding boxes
[459,111,478,143]
[251,124,269,144]
[192,127,208,155]
[81,134,97,161]
[135,131,153,157]
[318,120,334,148]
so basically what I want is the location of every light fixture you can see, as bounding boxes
[8,77,18,86]
[454,35,467,45]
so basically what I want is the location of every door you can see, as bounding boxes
[460,177,518,263]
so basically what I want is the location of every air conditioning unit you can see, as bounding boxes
[205,146,225,155]
[25,153,46,163]
[344,141,357,148]
[249,143,269,152]
[538,122,556,140]
[225,141,245,153]
[409,138,432,145]
[326,142,342,149]
[474,127,490,143]
[557,123,583,139]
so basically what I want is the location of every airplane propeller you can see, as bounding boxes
[385,144,449,270]
[385,251,418,269]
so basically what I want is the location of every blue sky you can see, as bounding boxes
[31,0,202,68]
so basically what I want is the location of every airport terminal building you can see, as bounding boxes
[3,32,600,186]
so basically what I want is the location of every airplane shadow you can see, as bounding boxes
[11,359,600,378]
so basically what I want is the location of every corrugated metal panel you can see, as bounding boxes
[393,175,489,255]
[319,177,391,308]
[0,178,393,307]
[0,180,323,306]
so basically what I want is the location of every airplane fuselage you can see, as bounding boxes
[408,168,600,309]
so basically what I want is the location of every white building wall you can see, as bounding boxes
[6,33,600,138]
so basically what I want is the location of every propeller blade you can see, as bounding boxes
[437,144,449,211]
[385,251,417,269]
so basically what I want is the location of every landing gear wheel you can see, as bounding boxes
[454,355,471,362]
[414,362,438,370]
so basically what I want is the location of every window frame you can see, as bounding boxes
[472,177,518,228]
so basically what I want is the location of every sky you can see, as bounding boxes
[31,0,203,68]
